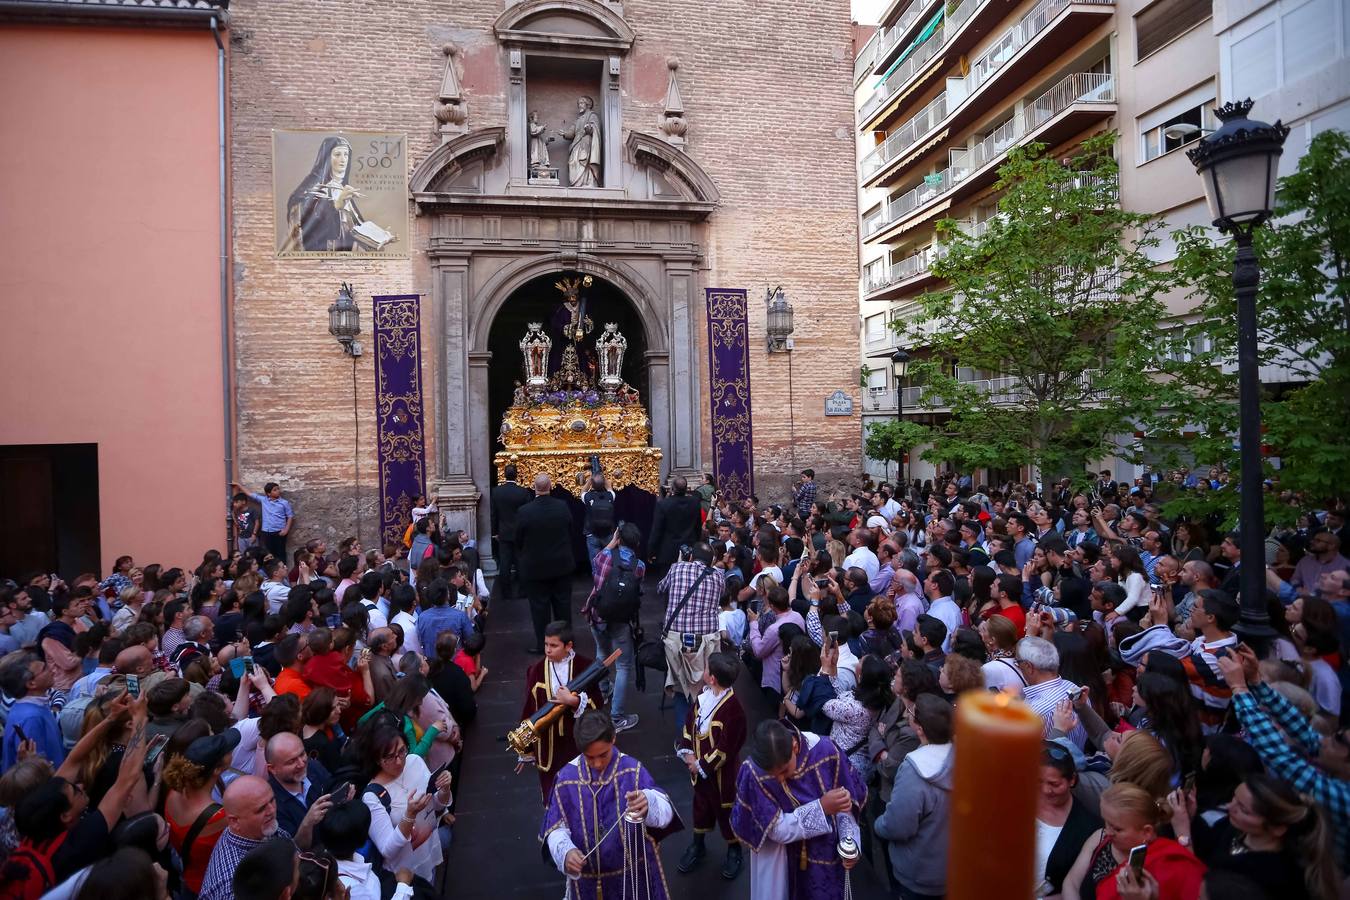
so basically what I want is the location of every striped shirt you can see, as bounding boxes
[1022,676,1087,748]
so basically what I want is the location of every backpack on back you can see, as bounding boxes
[593,551,641,623]
[0,832,69,900]
[584,492,616,536]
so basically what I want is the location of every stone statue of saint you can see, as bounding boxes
[560,96,602,187]
[528,111,552,171]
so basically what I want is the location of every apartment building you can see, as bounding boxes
[853,0,1223,484]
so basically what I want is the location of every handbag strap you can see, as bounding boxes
[662,566,713,633]
[178,802,222,869]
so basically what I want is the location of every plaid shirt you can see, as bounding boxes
[582,546,646,626]
[657,561,725,635]
[199,827,293,900]
[793,480,818,518]
[1233,682,1350,868]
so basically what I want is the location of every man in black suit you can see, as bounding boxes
[491,463,533,601]
[514,473,577,653]
[648,474,703,573]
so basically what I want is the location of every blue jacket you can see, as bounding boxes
[415,605,475,659]
[3,699,64,770]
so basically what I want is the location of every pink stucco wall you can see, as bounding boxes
[0,25,227,573]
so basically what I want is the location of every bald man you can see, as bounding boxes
[200,774,329,900]
[514,472,578,653]
[266,732,330,836]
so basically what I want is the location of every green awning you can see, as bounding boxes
[873,9,944,87]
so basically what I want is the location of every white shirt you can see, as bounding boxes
[364,754,450,882]
[719,609,747,648]
[361,599,388,631]
[842,545,879,581]
[338,854,414,900]
[547,652,589,717]
[981,656,1026,696]
[925,596,961,652]
[392,610,420,655]
[879,498,902,521]
[750,566,783,590]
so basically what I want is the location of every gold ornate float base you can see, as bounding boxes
[494,446,663,494]
[495,399,662,493]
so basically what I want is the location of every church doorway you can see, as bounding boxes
[485,270,649,489]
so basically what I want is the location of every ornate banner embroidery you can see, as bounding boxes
[373,295,427,546]
[705,288,754,501]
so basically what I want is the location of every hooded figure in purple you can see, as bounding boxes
[540,710,683,900]
[730,720,867,900]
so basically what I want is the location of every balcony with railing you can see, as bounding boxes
[884,369,1101,411]
[858,0,1006,131]
[861,91,949,178]
[862,245,944,298]
[860,0,1114,188]
[864,71,1115,243]
[855,31,880,83]
[873,0,947,74]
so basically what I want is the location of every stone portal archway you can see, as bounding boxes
[484,270,653,489]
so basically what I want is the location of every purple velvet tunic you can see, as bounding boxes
[730,734,868,900]
[540,750,682,900]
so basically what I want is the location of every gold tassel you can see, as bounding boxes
[799,842,808,871]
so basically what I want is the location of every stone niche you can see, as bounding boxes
[525,55,604,185]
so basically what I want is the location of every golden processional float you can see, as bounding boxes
[494,275,663,493]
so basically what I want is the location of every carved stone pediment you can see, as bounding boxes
[494,0,635,53]
[409,128,505,193]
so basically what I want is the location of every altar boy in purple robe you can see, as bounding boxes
[730,719,867,900]
[540,710,683,900]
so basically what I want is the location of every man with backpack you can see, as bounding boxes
[582,473,618,576]
[580,523,645,733]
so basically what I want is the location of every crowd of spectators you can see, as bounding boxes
[0,465,1346,899]
[0,505,483,899]
[669,468,1348,899]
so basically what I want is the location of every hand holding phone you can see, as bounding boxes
[1127,843,1147,879]
[126,674,141,699]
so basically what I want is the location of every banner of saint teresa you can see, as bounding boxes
[272,130,409,258]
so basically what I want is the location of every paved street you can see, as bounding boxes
[444,574,893,899]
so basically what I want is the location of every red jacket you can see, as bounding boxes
[1097,837,1206,900]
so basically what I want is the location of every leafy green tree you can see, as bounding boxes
[1164,129,1350,523]
[897,134,1183,482]
[863,419,933,481]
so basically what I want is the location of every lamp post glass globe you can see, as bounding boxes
[1184,98,1288,232]
[890,349,910,379]
[328,282,362,355]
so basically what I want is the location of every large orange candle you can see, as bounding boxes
[945,690,1044,899]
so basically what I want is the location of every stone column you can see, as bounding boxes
[507,48,528,184]
[665,261,703,478]
[645,349,671,482]
[431,255,482,544]
[603,56,622,187]
[467,350,497,575]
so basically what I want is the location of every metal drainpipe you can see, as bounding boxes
[210,15,234,546]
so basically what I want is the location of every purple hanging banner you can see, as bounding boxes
[372,294,427,547]
[705,288,754,501]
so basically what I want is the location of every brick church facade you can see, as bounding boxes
[228,0,863,556]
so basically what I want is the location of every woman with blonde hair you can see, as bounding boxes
[826,539,847,568]
[1062,782,1205,900]
[979,614,1024,693]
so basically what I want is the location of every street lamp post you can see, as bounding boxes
[891,348,910,488]
[1185,98,1288,641]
